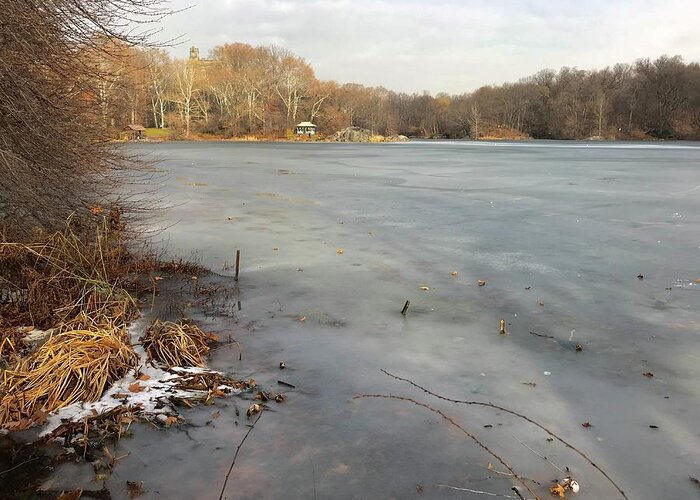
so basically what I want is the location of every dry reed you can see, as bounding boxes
[0,328,137,428]
[0,220,139,329]
[0,328,27,367]
[142,320,215,368]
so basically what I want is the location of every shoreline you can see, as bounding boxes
[117,135,699,145]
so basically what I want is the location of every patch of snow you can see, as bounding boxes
[40,320,240,435]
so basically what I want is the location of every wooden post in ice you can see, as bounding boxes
[234,249,241,282]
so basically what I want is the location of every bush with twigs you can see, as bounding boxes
[0,0,171,235]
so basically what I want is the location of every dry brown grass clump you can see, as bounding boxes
[158,258,208,276]
[0,220,139,329]
[0,328,137,429]
[142,320,217,368]
[0,327,29,368]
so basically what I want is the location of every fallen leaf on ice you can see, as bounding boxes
[275,394,286,403]
[549,483,566,498]
[581,421,592,428]
[211,388,227,398]
[477,280,486,286]
[128,382,143,393]
[247,403,261,418]
[255,391,270,402]
[331,463,350,474]
[58,490,83,500]
[212,411,221,419]
[137,374,150,381]
[419,286,430,291]
[451,271,458,276]
[336,248,344,254]
[299,316,307,322]
[643,372,654,377]
[127,480,145,498]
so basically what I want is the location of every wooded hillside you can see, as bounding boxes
[94,42,700,140]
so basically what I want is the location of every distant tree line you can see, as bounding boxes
[99,42,700,140]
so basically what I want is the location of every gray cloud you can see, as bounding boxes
[157,0,700,93]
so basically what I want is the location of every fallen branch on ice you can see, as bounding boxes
[380,368,628,500]
[354,394,539,499]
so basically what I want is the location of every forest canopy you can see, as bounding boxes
[93,42,700,140]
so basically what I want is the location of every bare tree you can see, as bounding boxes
[271,47,315,127]
[172,59,200,136]
[469,101,482,139]
[0,0,171,235]
[146,49,172,129]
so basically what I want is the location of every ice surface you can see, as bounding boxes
[43,140,700,499]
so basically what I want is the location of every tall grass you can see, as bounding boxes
[0,218,145,428]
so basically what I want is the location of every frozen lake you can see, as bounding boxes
[113,140,700,498]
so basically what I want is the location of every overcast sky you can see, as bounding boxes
[156,0,700,94]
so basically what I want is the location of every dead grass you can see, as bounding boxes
[0,217,222,430]
[0,218,139,329]
[0,327,137,429]
[142,319,216,368]
[480,127,531,140]
[157,257,208,276]
[0,327,28,367]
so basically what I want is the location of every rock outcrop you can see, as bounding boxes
[385,134,409,142]
[327,127,408,142]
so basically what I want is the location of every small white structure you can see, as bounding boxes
[295,121,317,136]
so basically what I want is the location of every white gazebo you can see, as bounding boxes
[295,121,317,136]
